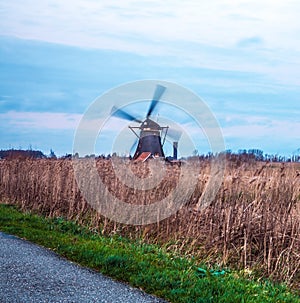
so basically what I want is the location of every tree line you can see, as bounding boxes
[0,148,299,162]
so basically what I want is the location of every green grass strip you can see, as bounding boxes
[0,204,299,303]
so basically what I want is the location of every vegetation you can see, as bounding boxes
[1,157,299,286]
[0,148,46,159]
[1,204,299,303]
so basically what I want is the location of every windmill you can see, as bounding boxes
[111,85,180,161]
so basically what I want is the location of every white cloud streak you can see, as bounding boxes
[0,111,82,130]
[1,0,300,84]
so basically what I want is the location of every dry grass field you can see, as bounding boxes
[0,157,299,286]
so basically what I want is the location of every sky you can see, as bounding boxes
[0,0,299,157]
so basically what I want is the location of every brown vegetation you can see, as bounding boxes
[0,157,299,286]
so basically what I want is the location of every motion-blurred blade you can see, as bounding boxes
[146,84,166,118]
[130,139,139,155]
[167,128,183,141]
[111,106,142,123]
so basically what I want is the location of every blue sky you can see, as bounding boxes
[0,0,299,157]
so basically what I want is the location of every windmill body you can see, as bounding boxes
[130,118,166,160]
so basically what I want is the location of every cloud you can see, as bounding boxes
[0,111,82,130]
[0,1,296,50]
[222,115,300,139]
[237,36,264,48]
[0,1,299,156]
[0,110,81,154]
[1,0,300,85]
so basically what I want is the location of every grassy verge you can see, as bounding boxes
[0,203,299,303]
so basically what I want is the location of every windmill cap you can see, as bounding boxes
[141,118,162,130]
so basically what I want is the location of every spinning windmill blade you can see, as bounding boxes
[111,84,166,122]
[110,84,177,160]
[111,106,142,123]
[129,138,139,155]
[146,84,166,118]
[166,128,183,141]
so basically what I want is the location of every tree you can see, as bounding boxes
[49,149,57,159]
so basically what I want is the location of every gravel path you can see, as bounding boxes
[0,232,167,303]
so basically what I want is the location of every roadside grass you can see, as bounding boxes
[0,203,299,303]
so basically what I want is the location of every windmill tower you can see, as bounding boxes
[129,117,168,160]
[111,85,176,160]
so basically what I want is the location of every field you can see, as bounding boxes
[0,157,299,288]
